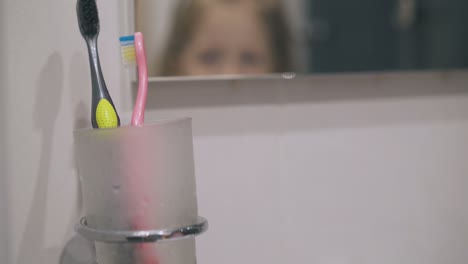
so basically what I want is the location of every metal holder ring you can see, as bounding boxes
[76,216,208,244]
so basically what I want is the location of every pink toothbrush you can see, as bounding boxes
[132,32,148,126]
[119,32,148,126]
[120,33,157,264]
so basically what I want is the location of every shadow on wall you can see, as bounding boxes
[69,52,91,130]
[59,52,95,264]
[14,52,93,264]
[16,53,66,263]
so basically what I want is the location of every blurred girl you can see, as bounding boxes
[160,0,291,76]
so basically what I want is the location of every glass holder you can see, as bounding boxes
[75,216,208,243]
[73,118,206,264]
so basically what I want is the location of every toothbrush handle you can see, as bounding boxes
[131,32,148,127]
[87,37,120,128]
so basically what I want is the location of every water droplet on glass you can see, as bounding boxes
[112,185,121,194]
[282,72,296,79]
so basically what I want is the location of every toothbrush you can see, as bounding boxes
[77,0,120,129]
[119,33,148,126]
[120,33,157,264]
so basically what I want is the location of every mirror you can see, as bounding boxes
[135,0,468,78]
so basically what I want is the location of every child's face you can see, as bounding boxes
[178,4,274,76]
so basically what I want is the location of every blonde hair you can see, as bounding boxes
[160,0,291,76]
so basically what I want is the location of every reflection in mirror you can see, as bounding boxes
[135,0,468,78]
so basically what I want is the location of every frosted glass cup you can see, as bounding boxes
[74,118,205,264]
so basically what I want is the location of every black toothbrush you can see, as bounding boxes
[77,0,120,128]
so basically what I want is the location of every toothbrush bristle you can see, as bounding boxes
[77,0,100,37]
[120,35,136,64]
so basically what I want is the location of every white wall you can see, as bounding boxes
[4,0,125,263]
[4,1,468,264]
[146,73,468,264]
[0,0,11,262]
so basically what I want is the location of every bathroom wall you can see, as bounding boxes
[4,0,124,263]
[147,73,468,264]
[1,0,10,262]
[3,1,468,264]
